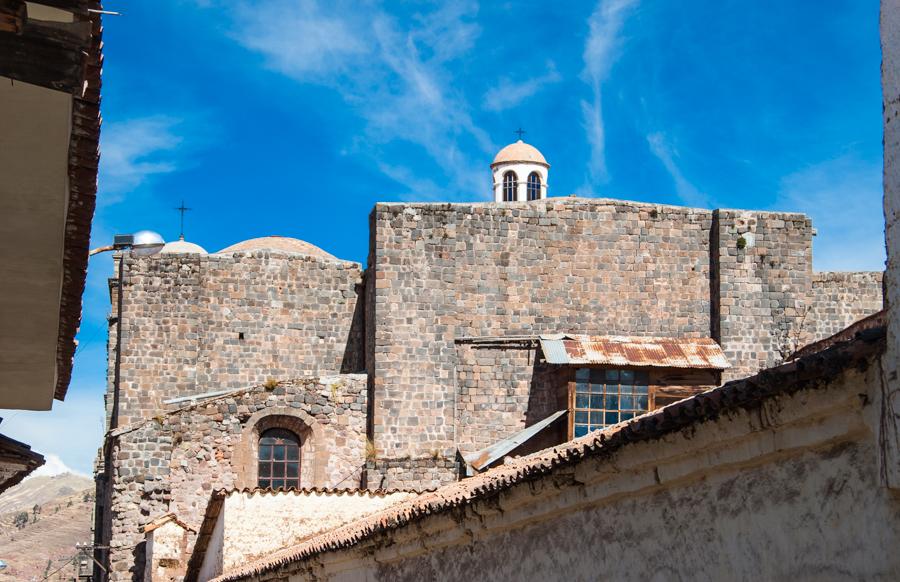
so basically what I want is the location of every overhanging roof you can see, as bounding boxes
[0,430,44,494]
[0,1,102,408]
[539,335,729,370]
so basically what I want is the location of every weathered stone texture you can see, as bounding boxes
[454,342,566,454]
[808,271,884,340]
[712,210,814,379]
[368,199,713,479]
[108,252,363,427]
[100,376,368,581]
[367,198,882,487]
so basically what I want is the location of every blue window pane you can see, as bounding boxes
[634,385,648,395]
[576,394,590,408]
[605,393,618,409]
[621,370,634,384]
[605,411,619,425]
[590,369,605,384]
[574,425,589,437]
[575,411,588,424]
[605,369,619,383]
[258,463,270,478]
[575,368,590,382]
[621,394,634,409]
[590,383,605,394]
[271,479,284,489]
[621,412,634,421]
[259,444,272,460]
[589,425,603,432]
[590,411,605,425]
[576,382,589,393]
[636,394,648,409]
[590,394,604,409]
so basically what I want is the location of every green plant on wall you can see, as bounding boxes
[736,236,747,250]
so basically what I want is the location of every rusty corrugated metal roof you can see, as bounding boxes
[539,335,729,370]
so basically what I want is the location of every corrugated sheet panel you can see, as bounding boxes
[539,335,729,370]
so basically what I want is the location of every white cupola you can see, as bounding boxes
[490,140,549,202]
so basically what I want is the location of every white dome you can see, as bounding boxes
[160,237,207,255]
[491,140,549,167]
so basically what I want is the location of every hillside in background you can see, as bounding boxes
[0,473,94,581]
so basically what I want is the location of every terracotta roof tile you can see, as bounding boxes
[214,325,884,582]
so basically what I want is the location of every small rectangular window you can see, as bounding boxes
[570,368,650,438]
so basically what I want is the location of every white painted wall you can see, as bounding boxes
[199,490,416,581]
[881,0,900,489]
[491,162,549,202]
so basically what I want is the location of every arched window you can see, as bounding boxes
[258,428,300,489]
[503,171,518,202]
[527,172,542,201]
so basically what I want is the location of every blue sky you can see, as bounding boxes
[1,0,886,475]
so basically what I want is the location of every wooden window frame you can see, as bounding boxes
[567,368,650,439]
[257,428,301,490]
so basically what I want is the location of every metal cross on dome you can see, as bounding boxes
[175,200,191,240]
[514,127,527,140]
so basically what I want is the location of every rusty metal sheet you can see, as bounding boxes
[539,335,729,370]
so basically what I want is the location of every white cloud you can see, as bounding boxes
[774,154,886,272]
[231,0,492,199]
[1,389,105,476]
[27,454,87,479]
[99,116,185,203]
[646,131,711,208]
[581,0,639,183]
[483,64,562,112]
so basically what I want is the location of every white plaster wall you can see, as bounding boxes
[204,490,416,579]
[491,163,548,202]
[197,509,225,582]
[881,0,900,489]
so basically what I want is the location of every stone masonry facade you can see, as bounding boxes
[364,198,882,489]
[95,197,882,580]
[96,375,368,581]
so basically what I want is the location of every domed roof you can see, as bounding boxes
[160,237,207,255]
[491,140,549,167]
[215,236,337,261]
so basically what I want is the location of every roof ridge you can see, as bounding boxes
[212,326,885,582]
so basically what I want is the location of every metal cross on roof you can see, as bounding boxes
[175,200,191,240]
[514,127,526,140]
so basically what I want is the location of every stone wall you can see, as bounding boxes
[712,209,814,379]
[808,271,884,340]
[367,198,882,488]
[99,375,368,582]
[367,199,713,485]
[454,341,566,455]
[108,251,364,427]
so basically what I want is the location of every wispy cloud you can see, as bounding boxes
[231,0,492,198]
[99,116,185,203]
[483,64,561,112]
[581,0,639,183]
[646,131,711,207]
[774,154,885,271]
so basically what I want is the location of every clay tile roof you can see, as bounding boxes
[213,325,885,582]
[215,236,339,261]
[539,335,730,369]
[491,140,549,167]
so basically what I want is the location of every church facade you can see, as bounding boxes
[93,142,883,581]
